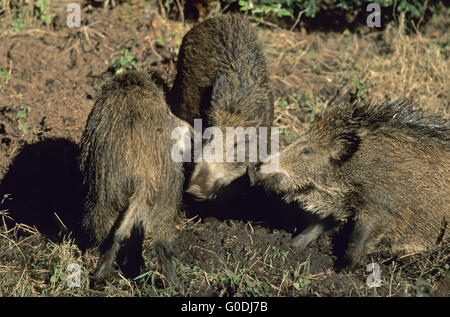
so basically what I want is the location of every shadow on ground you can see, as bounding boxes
[182,172,323,235]
[0,138,85,245]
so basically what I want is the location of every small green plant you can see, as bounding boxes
[238,0,295,18]
[18,121,28,135]
[305,48,317,61]
[110,48,137,74]
[16,106,28,135]
[352,74,366,100]
[301,99,316,120]
[10,13,26,32]
[36,0,52,26]
[155,35,165,46]
[0,66,10,85]
[291,257,311,294]
[155,24,183,47]
[271,246,289,264]
[291,91,317,120]
[49,265,67,285]
[278,98,288,110]
[355,80,366,91]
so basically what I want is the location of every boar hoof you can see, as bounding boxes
[336,254,359,273]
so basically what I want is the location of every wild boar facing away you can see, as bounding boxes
[80,70,187,289]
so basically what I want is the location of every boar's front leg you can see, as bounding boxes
[292,214,337,250]
[338,213,374,272]
[292,223,325,249]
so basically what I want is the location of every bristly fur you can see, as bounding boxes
[314,99,450,146]
[168,13,274,200]
[169,13,273,128]
[79,70,185,287]
[254,98,449,270]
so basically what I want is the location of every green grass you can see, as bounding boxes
[1,0,53,31]
[110,49,137,74]
[35,0,52,26]
[0,65,10,85]
[16,106,28,135]
[10,13,26,32]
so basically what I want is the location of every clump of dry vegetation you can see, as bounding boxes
[262,14,449,145]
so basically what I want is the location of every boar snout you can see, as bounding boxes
[186,165,224,200]
[248,161,288,190]
[247,162,261,186]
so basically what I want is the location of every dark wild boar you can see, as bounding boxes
[80,70,187,289]
[168,14,274,200]
[249,99,449,270]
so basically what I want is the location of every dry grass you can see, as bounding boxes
[258,13,449,143]
[0,213,94,296]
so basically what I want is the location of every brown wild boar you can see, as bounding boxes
[79,70,187,288]
[168,13,274,200]
[249,99,449,270]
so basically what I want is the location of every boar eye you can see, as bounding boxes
[300,146,313,156]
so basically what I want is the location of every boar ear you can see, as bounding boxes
[330,132,360,164]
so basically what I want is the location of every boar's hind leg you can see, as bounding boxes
[116,224,145,278]
[94,201,141,281]
[155,241,183,292]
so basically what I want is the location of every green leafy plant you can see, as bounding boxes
[238,0,295,18]
[110,48,137,74]
[0,66,10,85]
[228,0,322,19]
[291,257,311,293]
[155,24,184,47]
[36,0,52,25]
[16,106,28,135]
[280,127,297,144]
[36,0,52,26]
[227,0,444,24]
[10,13,26,32]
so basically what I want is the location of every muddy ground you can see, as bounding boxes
[0,1,448,297]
